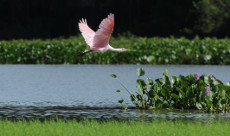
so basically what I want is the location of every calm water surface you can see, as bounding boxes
[0,65,229,121]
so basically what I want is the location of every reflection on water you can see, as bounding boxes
[0,65,230,121]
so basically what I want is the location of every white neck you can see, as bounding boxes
[108,44,124,52]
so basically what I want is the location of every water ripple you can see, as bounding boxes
[0,106,230,122]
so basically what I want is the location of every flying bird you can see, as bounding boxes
[78,13,131,55]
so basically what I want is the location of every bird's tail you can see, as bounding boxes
[78,49,92,56]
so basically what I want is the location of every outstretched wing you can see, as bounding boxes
[78,19,95,47]
[93,13,114,48]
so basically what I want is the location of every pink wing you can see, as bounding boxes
[92,13,114,48]
[78,19,95,47]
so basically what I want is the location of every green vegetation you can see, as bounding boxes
[191,0,230,35]
[0,36,230,64]
[2,0,230,39]
[0,119,229,136]
[111,68,230,113]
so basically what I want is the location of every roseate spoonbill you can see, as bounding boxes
[78,13,131,55]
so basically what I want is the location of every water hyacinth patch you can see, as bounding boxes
[111,68,230,113]
[0,36,230,64]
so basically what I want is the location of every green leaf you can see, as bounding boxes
[118,99,124,104]
[146,78,153,85]
[213,97,218,105]
[136,94,142,100]
[204,75,210,86]
[137,83,143,94]
[187,74,195,83]
[172,76,177,81]
[221,90,226,98]
[171,93,179,100]
[221,99,226,104]
[164,76,170,85]
[116,90,120,92]
[163,100,169,107]
[170,77,175,85]
[154,82,161,93]
[148,89,154,98]
[208,90,213,98]
[156,78,164,85]
[149,98,154,106]
[110,74,117,78]
[205,98,212,108]
[226,82,230,86]
[186,87,193,98]
[179,92,182,99]
[163,69,169,77]
[196,102,202,110]
[130,94,135,102]
[204,54,212,61]
[137,79,146,86]
[137,68,145,77]
[161,88,168,97]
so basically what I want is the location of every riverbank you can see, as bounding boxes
[0,36,229,64]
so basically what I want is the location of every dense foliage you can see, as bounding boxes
[191,0,230,35]
[1,0,230,39]
[111,68,230,113]
[0,36,230,64]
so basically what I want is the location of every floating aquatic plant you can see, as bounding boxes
[0,36,230,64]
[111,68,230,113]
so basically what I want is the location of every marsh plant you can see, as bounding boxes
[110,68,230,113]
[0,36,230,64]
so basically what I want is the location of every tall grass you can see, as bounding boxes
[0,119,229,136]
[0,36,229,64]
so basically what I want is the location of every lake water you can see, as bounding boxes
[0,65,230,121]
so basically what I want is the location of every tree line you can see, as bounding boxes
[0,0,229,39]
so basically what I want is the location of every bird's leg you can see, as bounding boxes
[78,49,93,56]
